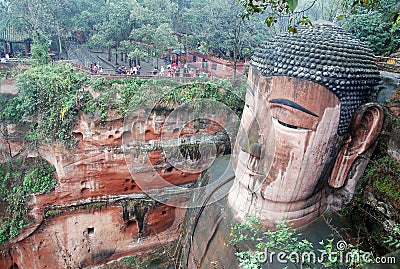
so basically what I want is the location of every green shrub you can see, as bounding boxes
[23,163,56,194]
[1,64,245,148]
[366,156,400,204]
[0,158,56,245]
[343,0,400,56]
[228,215,370,269]
[0,62,87,147]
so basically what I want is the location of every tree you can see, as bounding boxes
[239,0,399,33]
[36,0,77,59]
[70,0,101,35]
[88,0,135,63]
[153,23,178,68]
[342,0,400,55]
[343,10,391,55]
[238,0,313,32]
[0,0,11,27]
[180,0,270,73]
[128,0,179,68]
[30,32,50,65]
[2,0,77,60]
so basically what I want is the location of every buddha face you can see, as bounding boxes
[229,66,383,226]
[229,67,343,225]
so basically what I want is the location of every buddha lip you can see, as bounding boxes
[246,169,264,177]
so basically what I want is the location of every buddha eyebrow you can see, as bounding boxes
[269,98,318,117]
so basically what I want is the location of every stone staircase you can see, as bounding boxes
[66,42,115,70]
[65,42,156,74]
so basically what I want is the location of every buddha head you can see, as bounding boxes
[228,22,384,227]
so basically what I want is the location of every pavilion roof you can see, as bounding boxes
[0,17,31,43]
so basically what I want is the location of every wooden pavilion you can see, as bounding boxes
[0,18,32,58]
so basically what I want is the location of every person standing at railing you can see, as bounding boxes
[132,65,137,76]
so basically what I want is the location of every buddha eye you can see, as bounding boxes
[277,120,299,129]
[268,99,319,131]
[273,118,308,131]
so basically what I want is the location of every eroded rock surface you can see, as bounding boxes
[0,104,233,268]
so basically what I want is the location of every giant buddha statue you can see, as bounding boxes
[227,21,384,227]
[183,22,386,268]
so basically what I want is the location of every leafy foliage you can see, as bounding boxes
[342,0,400,55]
[341,0,382,11]
[1,63,244,149]
[4,0,272,66]
[165,80,245,114]
[228,215,313,268]
[366,156,400,204]
[342,154,400,254]
[1,62,87,147]
[23,163,56,194]
[88,0,135,52]
[3,0,399,64]
[81,77,161,117]
[239,0,399,42]
[238,0,312,32]
[85,0,180,65]
[383,225,400,250]
[182,0,270,62]
[83,77,245,118]
[30,32,51,65]
[0,157,56,245]
[228,215,371,268]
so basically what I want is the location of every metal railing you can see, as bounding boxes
[375,56,400,73]
[0,57,31,63]
[4,55,399,75]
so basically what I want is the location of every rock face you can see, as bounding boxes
[386,87,400,162]
[1,204,184,269]
[0,104,234,268]
[0,78,19,96]
[376,71,400,104]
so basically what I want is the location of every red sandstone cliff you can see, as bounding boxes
[0,105,232,268]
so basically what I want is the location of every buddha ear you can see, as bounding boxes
[329,103,384,188]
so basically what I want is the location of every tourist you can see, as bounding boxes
[115,66,122,74]
[152,67,158,76]
[132,65,137,76]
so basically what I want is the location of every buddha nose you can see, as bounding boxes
[239,118,261,156]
